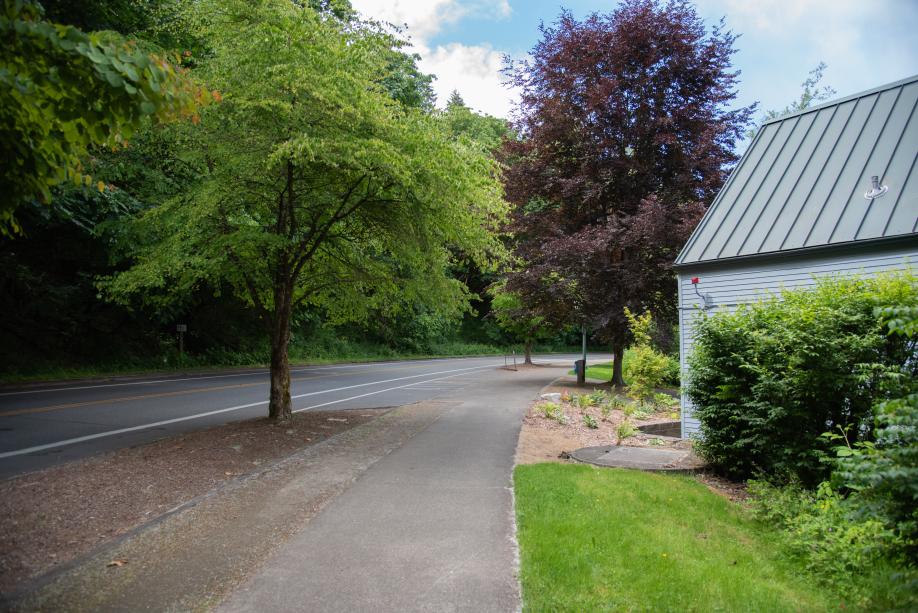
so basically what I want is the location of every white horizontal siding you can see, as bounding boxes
[678,246,917,438]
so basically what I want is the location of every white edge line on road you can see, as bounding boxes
[0,363,500,459]
[292,368,479,413]
[0,399,268,459]
[287,362,497,401]
[0,356,511,397]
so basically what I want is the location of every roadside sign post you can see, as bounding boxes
[176,324,187,358]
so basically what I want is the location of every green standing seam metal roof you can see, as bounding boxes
[676,74,918,267]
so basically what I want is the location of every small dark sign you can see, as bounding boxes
[176,324,188,332]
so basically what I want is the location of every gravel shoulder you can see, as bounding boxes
[1,409,387,593]
[2,401,455,611]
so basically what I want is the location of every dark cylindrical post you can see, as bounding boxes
[176,323,188,360]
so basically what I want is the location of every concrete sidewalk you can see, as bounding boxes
[218,365,561,613]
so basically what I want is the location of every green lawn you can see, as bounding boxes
[514,464,840,612]
[569,359,629,382]
[573,360,616,382]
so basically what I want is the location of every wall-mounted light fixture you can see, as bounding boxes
[864,175,888,201]
[691,277,714,310]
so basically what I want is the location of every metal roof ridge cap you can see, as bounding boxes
[760,74,918,128]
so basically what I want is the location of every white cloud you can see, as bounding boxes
[351,0,511,40]
[718,0,870,60]
[351,0,459,40]
[698,0,918,120]
[418,42,518,117]
[351,0,517,117]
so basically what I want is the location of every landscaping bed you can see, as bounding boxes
[0,409,388,593]
[515,377,696,466]
[514,464,840,612]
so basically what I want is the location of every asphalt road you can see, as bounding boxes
[0,354,593,479]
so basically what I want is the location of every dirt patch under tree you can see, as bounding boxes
[0,409,388,594]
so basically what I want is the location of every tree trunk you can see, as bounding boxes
[611,343,625,388]
[268,282,294,422]
[524,339,533,364]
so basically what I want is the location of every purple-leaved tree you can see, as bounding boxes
[502,0,755,385]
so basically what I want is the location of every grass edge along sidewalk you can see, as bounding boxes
[513,464,841,612]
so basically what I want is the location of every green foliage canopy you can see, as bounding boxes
[102,0,508,419]
[488,281,553,359]
[831,304,918,562]
[0,0,210,233]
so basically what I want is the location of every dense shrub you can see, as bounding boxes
[660,353,681,387]
[831,304,918,562]
[748,480,915,609]
[687,273,918,484]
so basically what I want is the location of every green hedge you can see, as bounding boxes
[686,273,917,484]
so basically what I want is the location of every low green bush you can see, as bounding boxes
[600,403,612,421]
[749,480,916,610]
[538,401,567,424]
[587,390,609,405]
[617,420,637,441]
[651,392,679,412]
[583,414,598,429]
[539,401,562,420]
[623,308,672,404]
[687,273,918,484]
[713,280,918,610]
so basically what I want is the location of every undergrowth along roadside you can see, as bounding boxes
[1,343,583,385]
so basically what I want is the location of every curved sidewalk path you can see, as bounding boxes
[217,364,563,613]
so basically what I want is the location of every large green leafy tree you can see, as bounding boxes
[104,0,507,421]
[0,0,210,233]
[488,281,558,364]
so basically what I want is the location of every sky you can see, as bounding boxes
[349,0,918,127]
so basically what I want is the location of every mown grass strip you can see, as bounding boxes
[514,464,840,612]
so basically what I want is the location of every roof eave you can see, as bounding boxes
[673,233,918,272]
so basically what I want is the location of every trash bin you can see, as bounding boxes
[574,359,586,385]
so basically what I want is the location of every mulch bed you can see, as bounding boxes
[515,379,744,499]
[525,381,692,451]
[0,409,388,594]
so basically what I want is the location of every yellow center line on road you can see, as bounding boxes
[0,362,504,459]
[0,365,428,418]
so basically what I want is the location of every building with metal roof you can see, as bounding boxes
[675,74,918,438]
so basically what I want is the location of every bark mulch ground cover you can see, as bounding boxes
[0,408,388,593]
[515,378,744,501]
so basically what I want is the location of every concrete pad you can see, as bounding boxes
[570,445,697,472]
